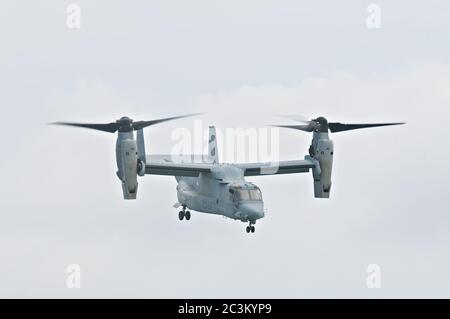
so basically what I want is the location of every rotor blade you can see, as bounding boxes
[271,124,313,132]
[50,122,118,133]
[276,114,310,123]
[133,113,203,130]
[328,122,405,133]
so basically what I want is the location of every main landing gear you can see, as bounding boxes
[178,205,191,221]
[246,222,255,233]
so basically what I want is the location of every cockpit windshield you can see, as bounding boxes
[249,189,262,201]
[236,190,250,201]
[232,187,262,201]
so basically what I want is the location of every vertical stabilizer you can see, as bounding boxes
[208,126,219,163]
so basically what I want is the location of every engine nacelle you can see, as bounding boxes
[310,133,333,198]
[116,134,139,199]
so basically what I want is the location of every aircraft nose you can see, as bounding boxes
[239,202,264,220]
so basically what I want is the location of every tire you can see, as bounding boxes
[246,226,250,233]
[185,211,191,220]
[251,226,255,233]
[178,211,184,220]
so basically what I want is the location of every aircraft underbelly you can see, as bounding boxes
[178,189,225,215]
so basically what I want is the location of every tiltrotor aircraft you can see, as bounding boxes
[52,115,404,233]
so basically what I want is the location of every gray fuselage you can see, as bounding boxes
[175,165,264,223]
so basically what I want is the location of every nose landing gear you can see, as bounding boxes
[246,221,255,233]
[178,205,191,221]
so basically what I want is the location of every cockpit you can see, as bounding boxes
[229,184,262,202]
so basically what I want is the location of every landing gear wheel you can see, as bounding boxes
[178,211,185,221]
[246,226,251,233]
[185,211,191,220]
[251,226,255,233]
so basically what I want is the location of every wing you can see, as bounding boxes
[235,159,317,176]
[146,154,215,164]
[145,157,212,177]
[145,156,317,177]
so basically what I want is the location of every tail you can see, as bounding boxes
[208,126,219,164]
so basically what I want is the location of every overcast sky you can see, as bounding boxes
[1,0,450,298]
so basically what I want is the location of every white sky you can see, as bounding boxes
[1,0,450,297]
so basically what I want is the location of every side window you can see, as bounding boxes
[229,188,236,201]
